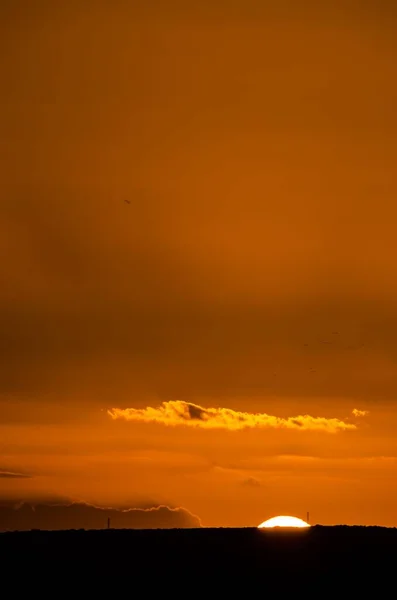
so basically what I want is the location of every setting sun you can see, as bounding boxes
[258,516,311,529]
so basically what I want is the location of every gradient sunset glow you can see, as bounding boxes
[1,0,397,531]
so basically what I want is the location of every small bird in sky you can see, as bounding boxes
[124,199,131,205]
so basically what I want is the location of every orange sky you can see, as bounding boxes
[1,0,397,528]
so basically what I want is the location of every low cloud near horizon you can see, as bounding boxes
[0,500,202,532]
[109,400,357,433]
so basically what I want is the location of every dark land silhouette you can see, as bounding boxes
[1,525,396,591]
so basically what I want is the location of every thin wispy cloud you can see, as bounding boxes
[241,477,261,488]
[0,470,32,479]
[352,408,370,417]
[108,401,356,433]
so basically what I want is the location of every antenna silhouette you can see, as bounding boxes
[107,517,111,530]
[307,512,310,524]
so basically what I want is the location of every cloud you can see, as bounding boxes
[0,470,32,479]
[0,500,202,531]
[241,477,261,488]
[108,401,356,433]
[352,409,369,417]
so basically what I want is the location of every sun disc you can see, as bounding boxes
[258,515,310,529]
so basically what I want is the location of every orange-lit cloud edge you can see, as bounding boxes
[108,401,368,433]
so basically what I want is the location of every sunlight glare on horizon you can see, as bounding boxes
[258,516,311,529]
